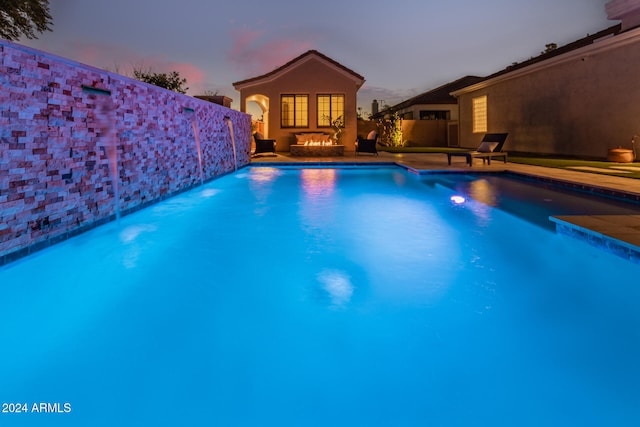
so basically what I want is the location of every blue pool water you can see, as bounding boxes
[1,167,639,426]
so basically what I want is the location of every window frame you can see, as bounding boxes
[472,95,488,133]
[281,94,309,128]
[316,94,345,128]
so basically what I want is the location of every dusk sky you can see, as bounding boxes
[19,0,615,116]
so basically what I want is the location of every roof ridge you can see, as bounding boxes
[380,75,485,113]
[485,23,622,80]
[233,50,364,87]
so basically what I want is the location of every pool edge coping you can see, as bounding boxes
[550,216,640,264]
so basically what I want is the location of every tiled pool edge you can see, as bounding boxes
[550,216,640,264]
[502,170,640,204]
[499,170,640,264]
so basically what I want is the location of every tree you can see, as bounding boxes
[542,43,558,54]
[377,112,403,147]
[0,0,53,40]
[133,68,189,94]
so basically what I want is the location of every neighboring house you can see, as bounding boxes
[372,76,484,147]
[233,50,365,152]
[373,75,484,121]
[451,0,640,159]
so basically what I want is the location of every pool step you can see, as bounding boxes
[550,215,640,263]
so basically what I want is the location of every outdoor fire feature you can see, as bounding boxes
[290,144,345,157]
[289,132,344,156]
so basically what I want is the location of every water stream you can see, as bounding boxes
[224,116,238,171]
[97,98,120,220]
[187,109,204,185]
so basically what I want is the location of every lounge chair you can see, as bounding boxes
[253,132,276,156]
[356,131,378,155]
[447,133,508,166]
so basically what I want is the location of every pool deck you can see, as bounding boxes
[251,151,640,263]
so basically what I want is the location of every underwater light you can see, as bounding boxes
[450,195,466,204]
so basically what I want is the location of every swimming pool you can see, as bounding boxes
[1,166,639,426]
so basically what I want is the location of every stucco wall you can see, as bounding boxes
[357,119,449,147]
[401,120,449,147]
[456,29,640,158]
[0,40,251,264]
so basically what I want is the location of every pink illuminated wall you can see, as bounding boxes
[0,39,251,264]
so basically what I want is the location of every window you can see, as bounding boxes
[317,94,344,127]
[472,95,487,133]
[281,95,308,128]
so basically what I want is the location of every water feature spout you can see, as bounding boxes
[224,116,238,172]
[97,98,120,220]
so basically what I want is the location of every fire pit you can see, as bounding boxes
[290,143,344,157]
[290,133,344,156]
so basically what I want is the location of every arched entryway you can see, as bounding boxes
[244,94,270,138]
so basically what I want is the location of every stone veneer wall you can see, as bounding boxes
[0,39,251,264]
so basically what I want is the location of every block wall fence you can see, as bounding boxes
[0,39,252,265]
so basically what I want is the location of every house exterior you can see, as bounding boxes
[372,75,484,147]
[451,0,640,159]
[374,75,484,121]
[233,50,365,152]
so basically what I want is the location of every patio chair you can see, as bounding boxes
[356,131,378,156]
[447,133,508,166]
[253,132,276,156]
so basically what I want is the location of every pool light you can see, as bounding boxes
[450,195,466,204]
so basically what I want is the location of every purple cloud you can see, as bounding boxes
[227,28,313,78]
